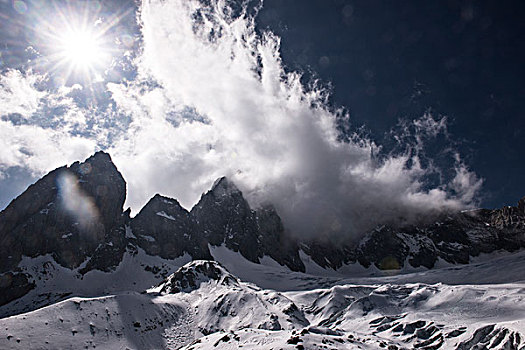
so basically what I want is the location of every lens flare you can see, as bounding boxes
[57,172,100,231]
[13,0,28,15]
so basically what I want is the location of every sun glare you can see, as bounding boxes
[59,30,103,69]
[30,2,130,84]
[50,24,111,81]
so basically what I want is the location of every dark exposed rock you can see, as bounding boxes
[301,238,355,270]
[258,314,282,330]
[357,226,410,270]
[491,197,525,230]
[157,260,238,293]
[0,151,126,273]
[129,177,304,271]
[191,177,261,263]
[0,272,35,307]
[131,194,211,260]
[353,201,525,270]
[78,220,130,274]
[189,177,305,271]
[68,152,126,230]
[518,197,525,215]
[256,205,305,272]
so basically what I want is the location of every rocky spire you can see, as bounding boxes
[131,194,211,260]
[0,151,126,272]
[518,196,525,215]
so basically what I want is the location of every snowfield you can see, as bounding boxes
[2,249,525,349]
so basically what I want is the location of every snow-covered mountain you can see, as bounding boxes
[2,258,525,349]
[1,152,525,349]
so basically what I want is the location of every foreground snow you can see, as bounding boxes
[2,256,525,349]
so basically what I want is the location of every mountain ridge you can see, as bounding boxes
[1,151,525,316]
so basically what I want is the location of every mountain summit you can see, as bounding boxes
[0,151,125,272]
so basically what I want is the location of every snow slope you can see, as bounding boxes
[211,244,525,290]
[2,257,525,349]
[0,246,192,318]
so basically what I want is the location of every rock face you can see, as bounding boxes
[0,152,127,306]
[131,194,210,260]
[0,151,126,273]
[156,260,239,293]
[255,205,304,272]
[131,176,525,272]
[0,272,35,307]
[129,178,304,271]
[192,177,260,262]
[347,205,525,270]
[190,177,304,271]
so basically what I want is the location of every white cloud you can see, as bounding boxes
[105,0,482,237]
[0,119,97,176]
[0,70,97,179]
[0,69,44,117]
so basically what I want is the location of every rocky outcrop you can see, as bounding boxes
[256,205,304,272]
[190,177,304,271]
[491,196,525,230]
[191,177,261,262]
[301,238,356,270]
[131,194,211,260]
[519,197,525,214]
[278,198,525,271]
[156,260,239,293]
[353,204,525,270]
[0,272,35,307]
[0,151,126,273]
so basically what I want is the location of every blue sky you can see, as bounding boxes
[257,0,525,209]
[0,0,521,237]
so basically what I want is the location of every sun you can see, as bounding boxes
[29,2,130,84]
[58,29,104,70]
[49,23,112,81]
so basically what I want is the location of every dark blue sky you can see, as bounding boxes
[257,0,525,208]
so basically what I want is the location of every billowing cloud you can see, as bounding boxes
[0,70,44,117]
[106,0,482,237]
[0,70,97,178]
[0,0,483,239]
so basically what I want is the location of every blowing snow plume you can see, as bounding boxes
[104,0,483,239]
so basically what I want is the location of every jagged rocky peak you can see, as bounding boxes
[518,197,525,216]
[3,149,525,288]
[140,193,189,219]
[67,151,127,227]
[191,176,261,261]
[210,176,241,196]
[0,151,127,272]
[132,178,305,272]
[192,176,248,218]
[491,195,525,229]
[131,193,211,260]
[352,200,525,271]
[155,260,239,293]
